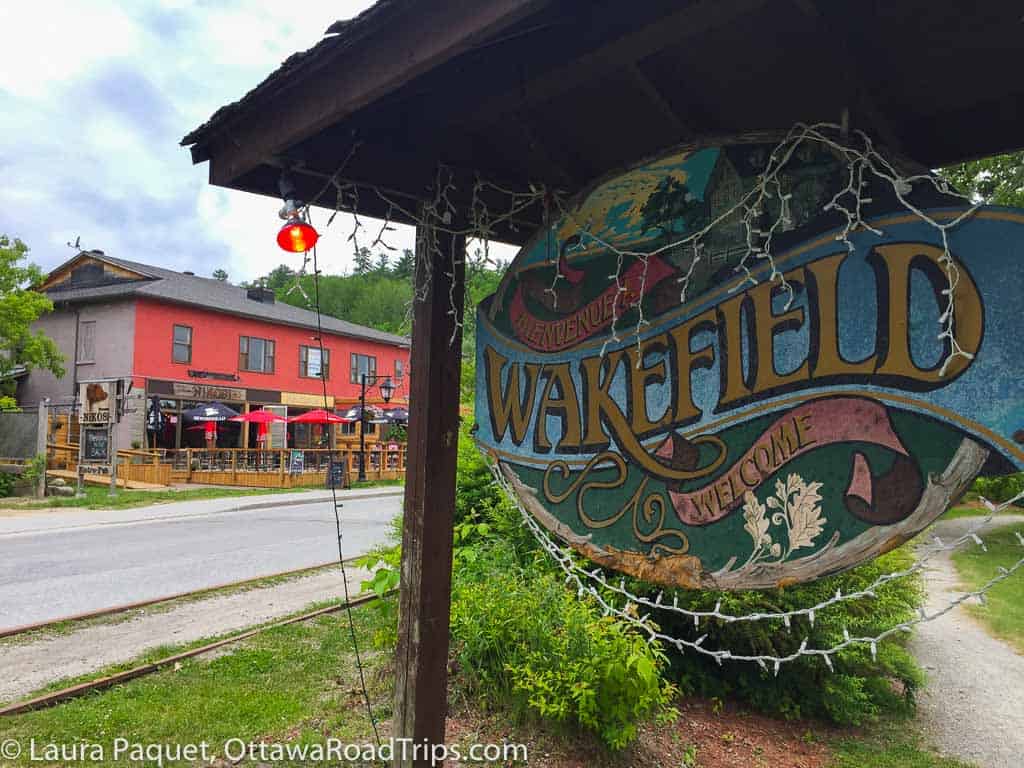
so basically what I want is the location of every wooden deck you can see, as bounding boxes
[45,442,406,490]
[46,469,167,491]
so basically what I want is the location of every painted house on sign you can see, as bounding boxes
[20,250,410,451]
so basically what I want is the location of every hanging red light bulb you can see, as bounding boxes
[277,216,319,253]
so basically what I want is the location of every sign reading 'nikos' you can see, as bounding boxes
[475,138,1023,590]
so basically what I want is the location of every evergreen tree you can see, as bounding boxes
[353,247,374,275]
[264,264,296,293]
[392,249,415,280]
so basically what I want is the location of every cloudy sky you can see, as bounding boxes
[1,0,500,283]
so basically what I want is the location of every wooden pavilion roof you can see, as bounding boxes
[182,0,1024,244]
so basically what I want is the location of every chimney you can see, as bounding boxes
[246,286,276,304]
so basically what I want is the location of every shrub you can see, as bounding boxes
[971,472,1024,504]
[630,548,925,725]
[0,472,14,497]
[455,427,502,525]
[450,544,677,750]
[22,453,46,487]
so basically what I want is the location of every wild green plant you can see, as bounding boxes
[971,472,1024,504]
[450,543,677,750]
[631,547,925,725]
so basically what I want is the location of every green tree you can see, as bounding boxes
[0,236,64,407]
[941,151,1024,207]
[263,264,296,293]
[353,247,374,275]
[262,245,506,403]
[639,177,707,240]
[212,268,229,281]
[459,248,506,404]
[392,249,415,280]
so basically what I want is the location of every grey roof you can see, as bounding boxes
[45,253,410,348]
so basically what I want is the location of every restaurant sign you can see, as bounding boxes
[79,381,113,425]
[475,139,1023,589]
[171,382,246,402]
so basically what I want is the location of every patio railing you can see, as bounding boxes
[46,443,407,489]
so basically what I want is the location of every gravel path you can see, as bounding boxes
[910,515,1024,768]
[0,563,370,705]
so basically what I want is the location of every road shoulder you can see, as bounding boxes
[0,563,369,705]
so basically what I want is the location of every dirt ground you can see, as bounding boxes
[445,698,834,768]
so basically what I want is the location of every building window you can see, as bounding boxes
[300,346,330,379]
[339,421,356,435]
[394,359,404,380]
[239,336,275,373]
[78,320,96,363]
[173,325,192,364]
[350,353,376,384]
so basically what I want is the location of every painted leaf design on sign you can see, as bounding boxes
[785,475,825,552]
[742,491,770,546]
[736,473,827,573]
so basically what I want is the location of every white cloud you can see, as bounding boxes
[0,0,523,283]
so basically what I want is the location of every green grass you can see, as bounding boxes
[0,600,392,767]
[14,485,311,510]
[0,590,980,768]
[349,478,404,489]
[941,503,1021,521]
[951,523,1024,654]
[831,725,976,767]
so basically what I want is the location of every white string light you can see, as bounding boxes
[493,456,1023,669]
[282,123,1018,671]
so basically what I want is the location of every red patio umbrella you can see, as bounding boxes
[228,409,287,424]
[228,408,286,448]
[288,408,346,424]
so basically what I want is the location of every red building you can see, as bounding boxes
[23,250,410,450]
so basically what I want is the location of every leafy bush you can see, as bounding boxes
[0,472,14,497]
[971,473,1024,504]
[450,545,677,750]
[631,548,924,725]
[23,453,46,487]
[384,424,407,443]
[455,427,502,524]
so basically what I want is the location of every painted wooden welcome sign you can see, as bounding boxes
[475,137,1023,590]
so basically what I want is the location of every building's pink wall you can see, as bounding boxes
[133,298,410,404]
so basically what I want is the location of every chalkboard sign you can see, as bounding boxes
[82,427,110,461]
[288,449,305,474]
[326,459,346,489]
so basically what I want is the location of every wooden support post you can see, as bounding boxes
[393,220,465,767]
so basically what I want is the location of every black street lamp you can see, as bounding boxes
[358,373,395,481]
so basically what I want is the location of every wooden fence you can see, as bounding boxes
[47,443,173,487]
[46,442,406,489]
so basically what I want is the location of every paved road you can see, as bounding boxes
[0,489,402,630]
